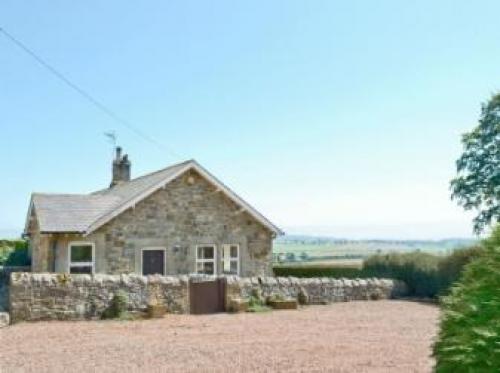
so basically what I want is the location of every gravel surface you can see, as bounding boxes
[0,300,439,372]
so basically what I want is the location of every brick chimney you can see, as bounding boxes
[110,146,131,187]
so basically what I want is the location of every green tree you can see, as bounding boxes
[451,93,500,233]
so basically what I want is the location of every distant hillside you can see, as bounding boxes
[276,235,476,249]
[273,235,477,264]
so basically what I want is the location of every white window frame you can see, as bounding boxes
[221,244,240,275]
[67,241,95,274]
[140,247,167,276]
[195,244,217,275]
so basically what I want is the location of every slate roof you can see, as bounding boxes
[30,194,121,233]
[25,160,283,236]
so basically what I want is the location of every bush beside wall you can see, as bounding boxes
[274,248,481,299]
[0,240,30,266]
[434,229,500,371]
[363,252,442,298]
[273,266,363,279]
[437,246,483,294]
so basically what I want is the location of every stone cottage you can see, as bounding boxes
[24,148,282,277]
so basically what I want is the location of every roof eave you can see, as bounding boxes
[39,231,86,235]
[23,195,35,235]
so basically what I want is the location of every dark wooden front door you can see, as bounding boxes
[190,278,226,314]
[142,250,165,275]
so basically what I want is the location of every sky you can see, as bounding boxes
[1,1,499,239]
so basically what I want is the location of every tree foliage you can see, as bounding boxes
[0,240,29,266]
[451,93,500,233]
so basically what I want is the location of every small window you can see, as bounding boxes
[68,243,94,274]
[196,245,216,275]
[222,244,239,275]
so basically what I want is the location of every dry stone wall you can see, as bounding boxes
[225,276,407,307]
[9,272,189,323]
[0,266,30,311]
[9,273,407,323]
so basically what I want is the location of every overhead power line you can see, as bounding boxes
[0,26,183,160]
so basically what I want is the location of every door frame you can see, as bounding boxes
[140,247,167,276]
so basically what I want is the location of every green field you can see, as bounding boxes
[273,236,476,266]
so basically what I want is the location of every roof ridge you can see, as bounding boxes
[125,159,194,183]
[91,158,194,195]
[32,192,90,197]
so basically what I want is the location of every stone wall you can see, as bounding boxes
[31,169,274,277]
[225,276,407,308]
[9,272,189,323]
[9,273,407,323]
[0,266,30,311]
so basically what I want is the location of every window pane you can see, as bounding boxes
[201,262,214,275]
[230,260,238,274]
[222,260,238,275]
[223,256,231,272]
[230,246,238,258]
[198,246,214,259]
[71,245,93,262]
[196,262,204,273]
[70,265,92,274]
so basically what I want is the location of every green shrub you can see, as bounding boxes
[102,291,129,319]
[5,247,30,266]
[363,252,442,298]
[437,245,483,295]
[273,266,363,278]
[274,248,478,299]
[246,288,271,312]
[0,240,30,266]
[434,227,500,371]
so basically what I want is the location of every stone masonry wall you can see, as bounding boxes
[0,266,31,312]
[9,273,407,323]
[91,169,273,276]
[225,276,407,308]
[9,272,189,323]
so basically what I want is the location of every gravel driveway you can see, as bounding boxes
[0,300,439,372]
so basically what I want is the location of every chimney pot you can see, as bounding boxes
[110,147,131,187]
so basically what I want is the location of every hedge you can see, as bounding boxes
[273,266,364,279]
[434,227,500,371]
[274,248,480,298]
